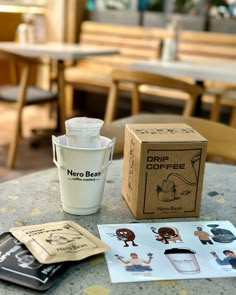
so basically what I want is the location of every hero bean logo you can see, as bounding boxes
[67,169,101,180]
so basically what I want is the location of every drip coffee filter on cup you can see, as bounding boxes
[52,117,115,215]
[65,117,103,148]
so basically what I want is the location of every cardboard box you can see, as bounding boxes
[122,123,207,219]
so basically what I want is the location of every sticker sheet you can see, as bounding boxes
[97,221,236,283]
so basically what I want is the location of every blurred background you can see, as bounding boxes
[0,0,236,182]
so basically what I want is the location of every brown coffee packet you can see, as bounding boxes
[10,220,110,264]
[0,232,73,291]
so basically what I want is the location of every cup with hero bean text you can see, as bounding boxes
[52,134,114,215]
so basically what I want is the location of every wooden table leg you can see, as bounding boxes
[57,59,66,134]
[193,80,204,117]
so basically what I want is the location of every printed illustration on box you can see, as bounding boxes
[156,151,200,202]
[144,148,203,216]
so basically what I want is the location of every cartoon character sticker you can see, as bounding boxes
[207,224,236,243]
[115,253,153,272]
[151,226,183,244]
[115,228,138,247]
[164,248,200,274]
[210,250,236,270]
[194,226,214,245]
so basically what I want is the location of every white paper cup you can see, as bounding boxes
[52,135,114,215]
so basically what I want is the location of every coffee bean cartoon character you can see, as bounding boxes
[115,228,138,247]
[151,226,183,244]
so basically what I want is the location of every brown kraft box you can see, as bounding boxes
[122,123,207,219]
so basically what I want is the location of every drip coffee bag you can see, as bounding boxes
[10,220,110,264]
[0,232,72,291]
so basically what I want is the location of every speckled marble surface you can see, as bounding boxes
[0,160,235,294]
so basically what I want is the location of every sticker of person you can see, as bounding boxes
[193,227,214,245]
[210,250,236,269]
[115,253,153,272]
[151,226,183,244]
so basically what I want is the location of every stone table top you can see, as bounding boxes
[0,160,235,294]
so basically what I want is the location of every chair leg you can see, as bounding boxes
[57,60,66,133]
[7,64,29,169]
[65,84,74,118]
[229,106,236,127]
[18,117,23,139]
[104,82,118,124]
[7,109,22,169]
[183,95,197,117]
[210,94,221,121]
[131,84,141,115]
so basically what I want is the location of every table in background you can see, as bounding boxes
[0,42,118,133]
[0,159,235,294]
[131,59,236,116]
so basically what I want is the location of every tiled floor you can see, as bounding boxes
[0,104,56,183]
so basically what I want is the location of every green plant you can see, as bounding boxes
[175,0,195,13]
[147,0,164,11]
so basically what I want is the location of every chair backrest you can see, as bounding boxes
[111,69,203,95]
[78,21,165,70]
[104,69,203,124]
[101,114,236,163]
[178,30,236,90]
[178,30,236,62]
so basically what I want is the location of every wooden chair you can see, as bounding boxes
[178,30,236,124]
[104,69,203,124]
[0,51,59,169]
[64,21,165,116]
[210,88,236,127]
[101,114,236,163]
